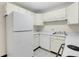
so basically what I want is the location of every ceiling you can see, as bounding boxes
[13,2,74,13]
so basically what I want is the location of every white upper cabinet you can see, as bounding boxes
[34,14,44,26]
[43,8,66,22]
[67,3,78,24]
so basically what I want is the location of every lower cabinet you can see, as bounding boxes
[40,34,51,51]
[51,36,65,53]
[33,32,65,54]
[33,34,40,50]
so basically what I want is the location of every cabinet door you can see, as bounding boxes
[51,37,65,53]
[34,14,43,25]
[40,34,50,50]
[67,3,78,24]
[33,34,40,49]
[43,8,66,21]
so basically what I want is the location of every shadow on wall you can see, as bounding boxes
[68,24,79,32]
[44,20,67,25]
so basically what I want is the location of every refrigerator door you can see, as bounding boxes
[13,11,33,31]
[7,31,33,57]
[6,11,33,57]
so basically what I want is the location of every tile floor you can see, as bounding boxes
[33,48,57,57]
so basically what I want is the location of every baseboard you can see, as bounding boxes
[33,46,40,51]
[1,54,7,57]
[50,51,61,56]
[40,47,50,52]
[1,47,60,57]
[39,46,61,56]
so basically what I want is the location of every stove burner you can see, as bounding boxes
[66,56,77,57]
[67,45,79,51]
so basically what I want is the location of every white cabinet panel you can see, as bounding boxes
[43,8,66,22]
[34,14,43,25]
[40,34,50,50]
[67,3,78,24]
[13,12,33,31]
[51,36,65,53]
[33,34,40,49]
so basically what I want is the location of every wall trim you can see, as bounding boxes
[33,46,40,51]
[34,46,61,57]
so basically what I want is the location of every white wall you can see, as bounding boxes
[0,3,6,56]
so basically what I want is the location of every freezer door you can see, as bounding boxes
[13,12,33,31]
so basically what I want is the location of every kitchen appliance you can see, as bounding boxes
[62,32,79,57]
[6,11,33,57]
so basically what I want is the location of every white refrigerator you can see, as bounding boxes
[6,11,33,57]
